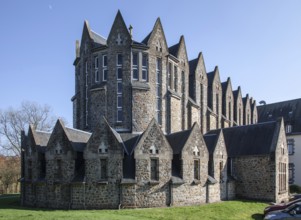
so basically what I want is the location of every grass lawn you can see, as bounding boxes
[0,194,267,220]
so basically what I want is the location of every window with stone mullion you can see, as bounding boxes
[151,158,159,181]
[100,159,108,180]
[102,54,107,81]
[132,52,138,80]
[194,160,200,180]
[142,54,148,81]
[156,58,162,125]
[116,53,123,122]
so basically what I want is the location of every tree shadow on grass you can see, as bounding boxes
[251,213,264,220]
[0,196,56,212]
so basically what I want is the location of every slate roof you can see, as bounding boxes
[65,127,91,152]
[166,129,192,154]
[34,130,51,152]
[189,58,198,75]
[207,71,215,86]
[169,43,179,57]
[221,81,228,95]
[257,98,301,133]
[203,134,218,154]
[207,121,279,157]
[119,133,142,155]
[90,30,107,45]
[141,32,152,44]
[34,130,51,147]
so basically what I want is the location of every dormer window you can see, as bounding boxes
[98,142,108,154]
[193,146,200,156]
[149,145,159,154]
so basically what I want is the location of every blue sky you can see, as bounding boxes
[1,0,301,126]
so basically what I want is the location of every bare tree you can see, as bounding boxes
[0,101,62,156]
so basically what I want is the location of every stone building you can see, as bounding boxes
[20,11,289,209]
[258,98,301,186]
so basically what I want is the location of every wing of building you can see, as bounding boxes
[258,98,301,186]
[20,11,289,209]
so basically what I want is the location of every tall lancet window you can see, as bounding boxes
[117,53,123,122]
[156,58,162,125]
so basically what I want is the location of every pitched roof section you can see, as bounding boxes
[189,58,198,75]
[168,43,179,57]
[141,31,151,45]
[166,129,192,154]
[203,133,218,154]
[34,130,51,147]
[119,133,142,155]
[141,17,168,50]
[257,98,301,133]
[207,121,279,157]
[64,127,92,152]
[90,30,107,45]
[233,86,242,101]
[65,127,91,143]
[207,66,219,86]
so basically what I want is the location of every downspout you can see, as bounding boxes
[83,177,86,209]
[206,181,209,203]
[69,183,72,209]
[169,180,173,207]
[119,179,122,209]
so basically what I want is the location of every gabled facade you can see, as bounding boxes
[221,78,234,128]
[204,130,229,202]
[21,11,288,209]
[243,94,251,125]
[207,66,223,130]
[258,98,301,186]
[233,86,243,126]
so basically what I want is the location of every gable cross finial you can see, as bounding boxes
[116,33,123,45]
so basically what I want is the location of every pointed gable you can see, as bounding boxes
[47,119,91,154]
[170,36,189,63]
[80,20,93,47]
[181,123,208,157]
[233,86,243,125]
[142,17,168,53]
[207,66,221,87]
[134,118,172,158]
[107,10,132,47]
[167,123,208,184]
[251,98,258,124]
[86,117,123,156]
[207,66,222,110]
[204,130,227,182]
[221,77,234,120]
[243,94,251,125]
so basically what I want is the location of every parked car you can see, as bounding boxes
[290,194,301,201]
[264,199,301,216]
[264,202,301,220]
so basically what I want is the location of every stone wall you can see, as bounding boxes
[170,95,182,133]
[132,87,152,132]
[233,156,275,201]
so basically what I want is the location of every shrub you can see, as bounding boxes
[290,184,301,194]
